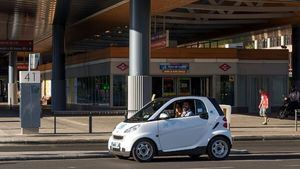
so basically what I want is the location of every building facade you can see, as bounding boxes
[39,47,289,113]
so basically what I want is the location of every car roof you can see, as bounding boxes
[155,96,209,101]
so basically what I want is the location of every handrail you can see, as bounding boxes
[52,110,127,134]
[53,110,127,116]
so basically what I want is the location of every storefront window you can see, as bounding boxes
[113,75,127,106]
[152,77,162,98]
[178,78,191,96]
[66,78,76,104]
[215,75,235,106]
[163,78,176,96]
[77,76,110,105]
[95,76,110,105]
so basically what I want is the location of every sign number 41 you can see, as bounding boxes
[20,71,40,84]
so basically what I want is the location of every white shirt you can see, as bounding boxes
[181,109,193,117]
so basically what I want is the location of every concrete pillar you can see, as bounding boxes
[292,25,300,90]
[281,36,285,46]
[51,24,66,111]
[254,40,258,49]
[51,0,70,111]
[128,0,152,117]
[8,52,18,106]
[267,38,271,48]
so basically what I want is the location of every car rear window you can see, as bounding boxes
[208,98,224,116]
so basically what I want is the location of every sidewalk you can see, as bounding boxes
[0,113,299,161]
[0,114,299,143]
[230,114,300,140]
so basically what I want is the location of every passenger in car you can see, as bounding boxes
[175,103,183,117]
[181,101,194,117]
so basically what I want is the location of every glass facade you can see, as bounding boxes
[153,77,212,98]
[66,78,76,104]
[178,78,191,96]
[77,76,110,105]
[163,77,176,96]
[113,75,127,107]
[236,75,288,112]
[221,75,235,106]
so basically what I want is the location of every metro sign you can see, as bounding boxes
[0,40,33,52]
[219,63,231,71]
[117,63,129,71]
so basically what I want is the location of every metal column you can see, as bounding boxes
[128,0,152,118]
[8,52,18,106]
[292,25,300,90]
[51,0,70,111]
[52,25,66,111]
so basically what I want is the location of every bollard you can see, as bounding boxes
[89,112,92,133]
[54,114,57,134]
[9,98,13,110]
[296,109,299,132]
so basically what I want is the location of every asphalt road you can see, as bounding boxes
[1,140,300,153]
[0,154,300,169]
[0,140,300,168]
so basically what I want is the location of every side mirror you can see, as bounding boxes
[199,112,209,120]
[159,112,170,120]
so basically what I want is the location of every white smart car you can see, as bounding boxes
[108,96,232,162]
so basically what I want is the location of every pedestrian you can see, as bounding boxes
[175,103,183,117]
[288,85,300,110]
[258,89,269,125]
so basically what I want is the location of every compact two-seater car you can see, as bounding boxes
[108,96,232,162]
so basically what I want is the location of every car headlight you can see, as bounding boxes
[124,124,141,133]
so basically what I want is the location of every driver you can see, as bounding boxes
[181,101,193,117]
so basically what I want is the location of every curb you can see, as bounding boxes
[1,135,300,144]
[231,149,249,154]
[0,152,113,161]
[233,135,300,141]
[0,138,109,144]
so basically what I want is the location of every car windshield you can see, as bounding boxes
[125,98,169,123]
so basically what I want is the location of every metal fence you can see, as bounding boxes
[52,110,128,134]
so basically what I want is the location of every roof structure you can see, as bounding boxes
[0,0,299,55]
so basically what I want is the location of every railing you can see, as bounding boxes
[53,110,127,134]
[295,109,300,132]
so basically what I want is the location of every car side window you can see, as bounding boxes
[178,99,195,117]
[161,102,176,118]
[195,99,207,116]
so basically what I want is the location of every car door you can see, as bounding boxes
[158,99,209,152]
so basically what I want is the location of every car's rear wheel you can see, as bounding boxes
[207,136,230,160]
[132,139,155,162]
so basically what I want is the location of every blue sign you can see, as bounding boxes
[160,63,189,73]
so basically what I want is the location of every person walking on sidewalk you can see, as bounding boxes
[288,85,300,110]
[259,89,269,125]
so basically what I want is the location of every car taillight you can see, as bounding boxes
[223,117,228,128]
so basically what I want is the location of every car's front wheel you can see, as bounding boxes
[132,139,155,162]
[207,136,230,160]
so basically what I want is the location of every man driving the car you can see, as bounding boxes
[181,101,193,117]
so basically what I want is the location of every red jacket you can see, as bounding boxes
[260,93,269,109]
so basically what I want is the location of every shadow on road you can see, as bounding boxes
[229,154,300,161]
[122,154,300,163]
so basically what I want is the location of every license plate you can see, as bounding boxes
[111,142,120,149]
